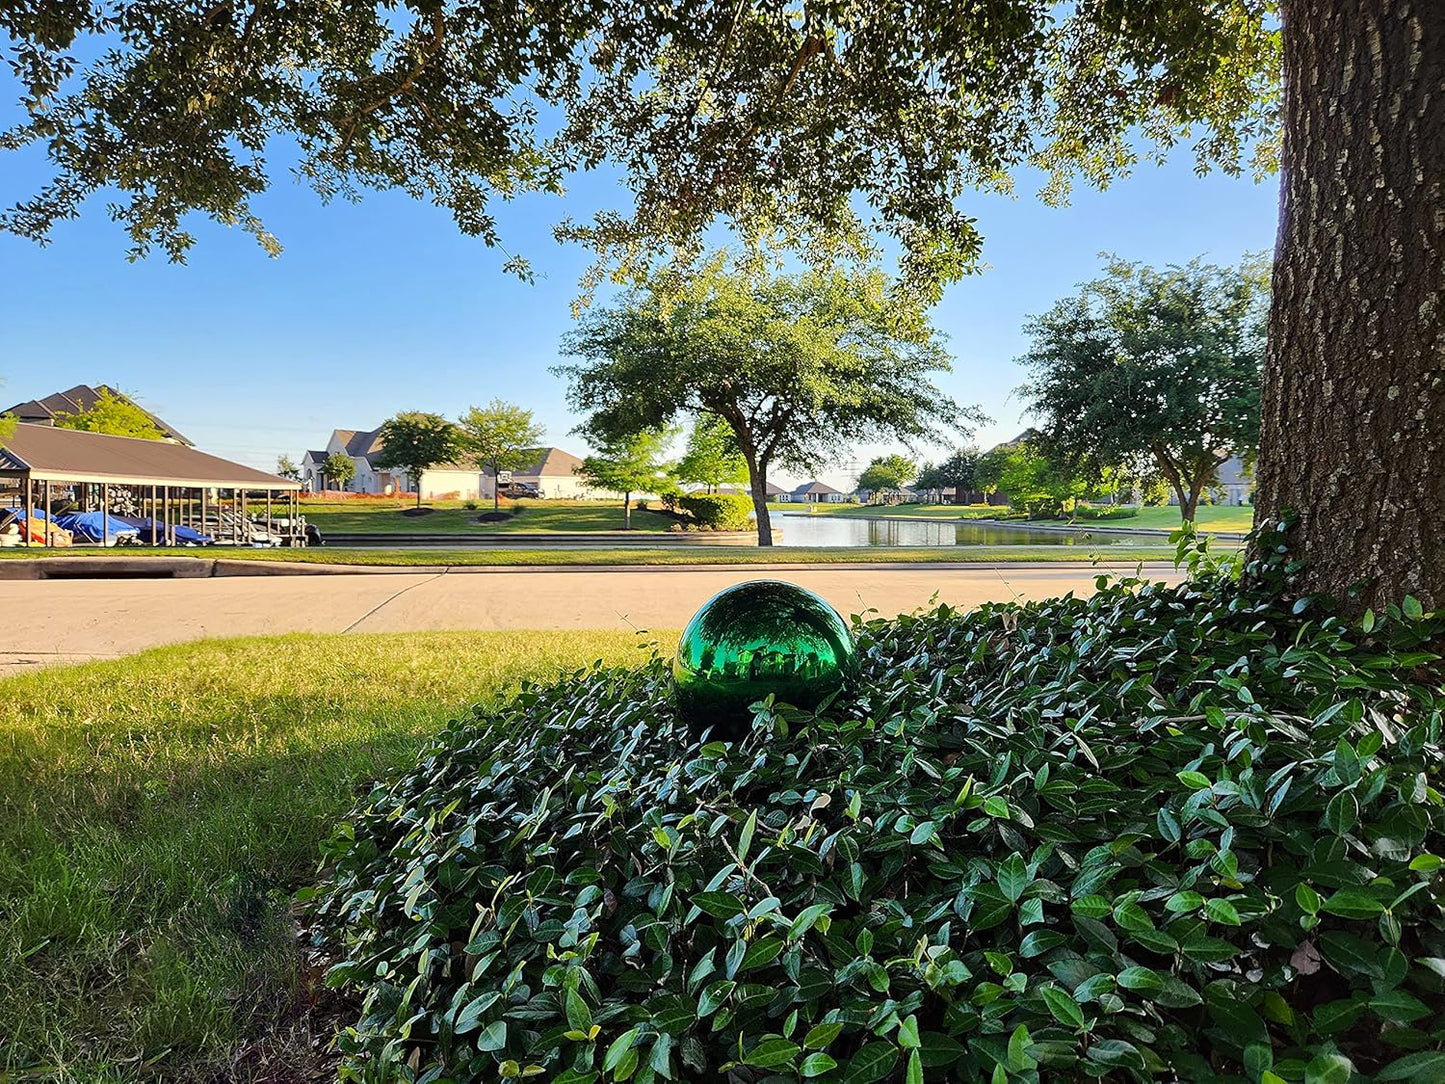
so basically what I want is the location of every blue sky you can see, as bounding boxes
[1,138,1279,489]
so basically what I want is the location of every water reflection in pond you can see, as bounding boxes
[773,512,1153,548]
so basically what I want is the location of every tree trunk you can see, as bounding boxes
[1253,0,1444,611]
[744,456,774,546]
[493,460,501,513]
[623,492,632,529]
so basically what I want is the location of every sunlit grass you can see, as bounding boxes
[0,630,657,1081]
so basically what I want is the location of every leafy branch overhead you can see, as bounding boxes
[0,2,1278,289]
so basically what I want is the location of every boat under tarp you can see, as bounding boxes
[113,515,213,546]
[53,510,141,546]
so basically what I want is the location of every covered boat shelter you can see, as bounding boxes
[0,423,304,547]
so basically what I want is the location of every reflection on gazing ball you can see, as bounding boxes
[673,579,859,737]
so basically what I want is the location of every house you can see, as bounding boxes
[3,384,192,445]
[782,480,850,504]
[481,447,594,499]
[301,427,482,498]
[1212,456,1253,506]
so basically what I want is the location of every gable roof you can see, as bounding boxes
[0,423,298,489]
[302,449,329,463]
[4,384,192,445]
[792,480,843,496]
[482,447,585,479]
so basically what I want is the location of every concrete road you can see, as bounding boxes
[0,563,1180,674]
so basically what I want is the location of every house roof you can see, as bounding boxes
[482,447,585,479]
[4,384,193,445]
[792,480,843,496]
[0,423,299,489]
[302,449,329,463]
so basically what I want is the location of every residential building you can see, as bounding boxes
[481,447,595,499]
[301,426,482,498]
[782,480,850,504]
[3,384,192,445]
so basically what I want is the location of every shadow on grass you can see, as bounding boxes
[0,629,654,1081]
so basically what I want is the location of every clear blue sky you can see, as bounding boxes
[1,135,1279,489]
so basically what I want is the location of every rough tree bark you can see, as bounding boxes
[1253,0,1444,611]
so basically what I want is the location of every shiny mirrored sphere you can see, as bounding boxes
[673,580,859,736]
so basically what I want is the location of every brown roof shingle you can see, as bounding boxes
[0,424,299,488]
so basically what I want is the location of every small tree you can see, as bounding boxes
[673,415,748,493]
[856,453,916,503]
[559,256,983,545]
[997,441,1089,520]
[1019,254,1267,523]
[52,387,166,440]
[373,412,460,508]
[975,448,1007,506]
[458,399,546,512]
[275,454,301,481]
[577,429,673,529]
[323,452,356,492]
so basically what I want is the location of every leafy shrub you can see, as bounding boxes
[310,527,1444,1083]
[464,500,479,510]
[678,492,753,531]
[1074,505,1140,522]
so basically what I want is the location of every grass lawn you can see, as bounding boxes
[0,544,1188,567]
[0,630,655,1082]
[298,497,676,534]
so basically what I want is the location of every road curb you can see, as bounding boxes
[0,556,1181,579]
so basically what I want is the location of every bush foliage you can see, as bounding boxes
[1073,505,1140,522]
[311,527,1444,1082]
[678,492,754,531]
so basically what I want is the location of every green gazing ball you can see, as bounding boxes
[673,580,859,736]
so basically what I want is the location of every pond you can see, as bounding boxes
[772,511,1155,548]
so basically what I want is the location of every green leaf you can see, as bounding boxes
[1165,890,1203,913]
[1157,805,1182,843]
[1041,985,1085,1028]
[1116,966,1163,991]
[1303,1052,1353,1084]
[998,854,1030,903]
[1070,894,1112,919]
[1324,790,1358,834]
[800,1052,839,1078]
[905,1050,923,1084]
[478,1020,508,1053]
[897,1015,921,1050]
[603,1029,641,1072]
[909,820,937,845]
[454,991,500,1033]
[1409,852,1443,871]
[1403,595,1424,620]
[1296,883,1321,913]
[691,892,745,919]
[788,903,831,940]
[566,989,593,1031]
[1177,770,1212,790]
[1375,1051,1445,1081]
[968,883,1013,930]
[983,796,1009,818]
[844,1043,899,1083]
[744,1038,799,1069]
[1334,738,1360,785]
[803,1022,844,1050]
[1205,898,1242,925]
[1320,889,1384,920]
[737,810,757,864]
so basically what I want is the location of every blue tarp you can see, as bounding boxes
[53,511,141,546]
[113,515,213,545]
